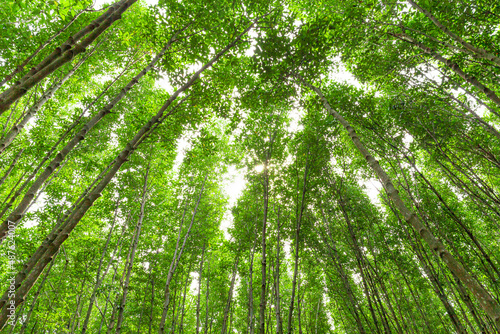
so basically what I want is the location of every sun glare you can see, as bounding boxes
[255,165,264,172]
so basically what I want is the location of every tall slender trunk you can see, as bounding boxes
[402,69,500,141]
[70,258,95,333]
[334,187,382,333]
[447,269,491,333]
[159,174,208,334]
[391,32,500,111]
[18,252,58,334]
[0,19,256,331]
[136,266,153,334]
[297,282,303,334]
[0,7,86,88]
[7,302,24,334]
[319,210,367,334]
[274,206,282,334]
[0,32,208,327]
[204,254,211,334]
[169,280,179,334]
[299,75,500,330]
[222,254,240,334]
[82,198,125,333]
[259,166,269,334]
[149,269,156,334]
[248,240,256,334]
[196,243,206,334]
[287,159,308,334]
[0,57,129,221]
[0,149,24,188]
[0,171,27,219]
[106,294,121,334]
[314,300,320,334]
[0,36,103,154]
[406,0,500,67]
[0,0,137,114]
[115,165,150,333]
[404,156,500,281]
[98,242,124,334]
[178,261,193,334]
[107,223,138,334]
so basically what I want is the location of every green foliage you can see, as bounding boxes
[0,0,499,333]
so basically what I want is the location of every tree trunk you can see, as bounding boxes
[274,206,283,334]
[204,254,211,334]
[18,251,58,334]
[82,198,127,333]
[196,243,206,334]
[178,261,193,334]
[222,254,240,334]
[0,36,103,154]
[259,165,269,334]
[287,159,308,334]
[391,32,500,110]
[248,239,257,334]
[115,164,149,333]
[406,0,500,67]
[319,210,367,334]
[0,149,24,188]
[0,0,137,114]
[159,174,208,334]
[0,7,87,88]
[106,224,139,334]
[98,243,123,334]
[149,267,156,334]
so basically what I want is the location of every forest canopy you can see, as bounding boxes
[0,0,499,333]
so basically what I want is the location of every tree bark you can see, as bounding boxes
[115,164,149,333]
[178,261,193,334]
[196,242,206,334]
[391,32,500,109]
[18,251,58,334]
[258,165,269,334]
[0,36,103,154]
[286,158,308,334]
[319,210,367,334]
[0,149,24,188]
[222,254,240,334]
[0,0,137,114]
[159,174,208,334]
[204,254,211,334]
[274,206,283,334]
[0,7,87,88]
[406,0,500,67]
[81,198,126,333]
[248,239,256,334]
